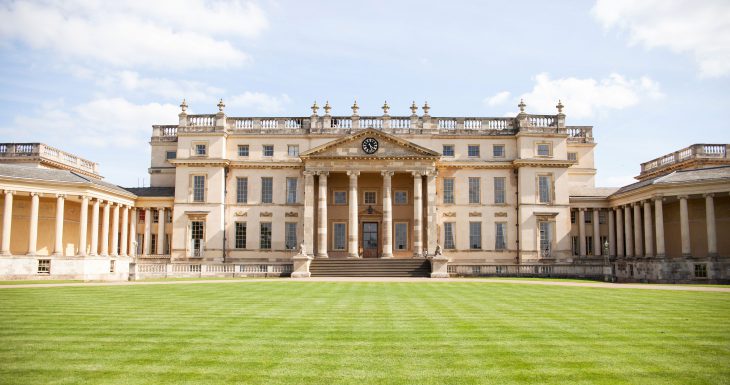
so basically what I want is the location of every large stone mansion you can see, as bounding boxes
[0,100,728,282]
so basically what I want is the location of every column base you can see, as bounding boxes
[381,253,393,259]
[430,272,449,278]
[291,272,311,278]
[316,253,329,259]
[347,255,361,259]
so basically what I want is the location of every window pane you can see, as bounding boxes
[568,152,577,161]
[444,222,455,249]
[262,177,273,203]
[494,177,505,204]
[260,222,272,249]
[443,145,454,156]
[195,144,206,156]
[334,191,347,204]
[495,222,506,250]
[287,145,299,157]
[394,191,407,205]
[537,144,550,156]
[235,222,247,249]
[468,177,480,204]
[493,145,504,157]
[468,145,480,157]
[285,223,297,250]
[395,223,408,250]
[286,177,297,204]
[334,223,346,250]
[238,145,249,157]
[443,179,454,204]
[538,176,550,203]
[237,177,248,203]
[539,221,552,255]
[364,191,376,204]
[191,221,204,257]
[469,222,482,249]
[193,175,205,202]
[263,145,274,156]
[166,151,176,160]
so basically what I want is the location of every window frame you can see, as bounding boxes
[394,222,408,251]
[442,144,455,157]
[468,177,481,204]
[259,222,272,250]
[263,144,274,157]
[287,145,299,157]
[537,174,553,204]
[536,142,553,157]
[567,152,577,161]
[236,177,248,204]
[192,174,206,203]
[286,177,298,204]
[467,144,480,158]
[493,177,506,204]
[192,142,208,157]
[261,177,273,204]
[443,222,455,249]
[363,190,377,205]
[443,178,455,204]
[492,144,505,158]
[469,221,482,250]
[165,151,176,160]
[394,190,408,205]
[238,144,249,157]
[495,222,507,251]
[333,222,347,250]
[235,221,247,249]
[333,190,347,205]
[285,222,297,250]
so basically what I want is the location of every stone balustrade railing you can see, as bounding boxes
[640,144,729,176]
[0,143,99,174]
[132,262,294,280]
[447,264,606,278]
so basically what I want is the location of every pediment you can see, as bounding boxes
[300,129,440,159]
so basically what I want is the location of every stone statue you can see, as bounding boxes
[299,242,307,256]
[434,244,442,256]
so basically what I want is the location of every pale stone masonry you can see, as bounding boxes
[0,100,728,282]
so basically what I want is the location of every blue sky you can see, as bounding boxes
[0,0,728,187]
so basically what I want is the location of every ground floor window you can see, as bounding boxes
[444,222,455,249]
[586,236,593,256]
[539,221,553,257]
[285,222,297,250]
[235,222,247,249]
[395,222,408,250]
[151,234,157,254]
[469,222,482,250]
[260,222,272,249]
[333,223,346,250]
[110,260,115,273]
[37,259,50,274]
[600,236,608,255]
[191,221,204,257]
[694,263,707,278]
[495,222,506,250]
[572,236,579,256]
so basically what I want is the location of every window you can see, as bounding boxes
[468,145,480,157]
[572,236,580,256]
[694,263,707,278]
[286,177,298,204]
[571,211,576,224]
[166,151,176,160]
[394,223,408,250]
[469,222,482,249]
[494,177,505,204]
[443,178,454,204]
[333,223,346,250]
[261,177,273,203]
[110,260,115,273]
[195,144,207,156]
[442,145,454,157]
[193,175,205,202]
[568,152,577,161]
[539,221,553,256]
[586,236,594,255]
[585,210,592,223]
[263,145,274,157]
[151,234,157,254]
[237,177,248,204]
[599,211,607,224]
[238,145,249,157]
[37,259,50,274]
[468,177,480,204]
[334,191,347,205]
[537,143,551,157]
[538,175,551,204]
[260,222,272,249]
[285,223,297,250]
[493,144,505,158]
[287,145,299,157]
[165,234,170,254]
[153,210,159,223]
[166,210,172,223]
[394,191,408,205]
[495,222,507,250]
[138,210,145,222]
[444,223,455,249]
[235,222,247,249]
[600,236,608,255]
[364,191,376,205]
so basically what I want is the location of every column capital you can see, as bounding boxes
[652,195,664,202]
[347,170,360,177]
[78,194,89,200]
[578,207,585,211]
[703,193,714,198]
[316,171,329,177]
[381,170,394,177]
[677,195,689,200]
[411,171,423,177]
[30,191,39,197]
[425,169,438,177]
[303,170,316,177]
[3,190,14,195]
[55,193,65,199]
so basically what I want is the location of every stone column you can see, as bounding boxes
[77,196,89,256]
[593,209,600,256]
[129,208,137,257]
[705,194,717,256]
[412,172,423,258]
[317,172,328,258]
[111,203,120,256]
[608,208,616,256]
[347,170,359,258]
[143,207,152,256]
[679,195,690,257]
[156,208,165,255]
[120,205,128,257]
[633,203,642,257]
[654,197,665,257]
[1,190,13,255]
[643,201,654,257]
[27,193,39,255]
[624,205,633,257]
[90,199,100,256]
[578,209,586,256]
[381,171,394,258]
[426,171,437,255]
[303,171,315,257]
[53,194,65,256]
[101,201,110,256]
[615,207,624,257]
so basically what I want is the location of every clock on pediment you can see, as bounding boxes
[362,137,379,154]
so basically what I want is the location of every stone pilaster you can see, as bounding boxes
[624,205,633,258]
[412,172,423,258]
[111,203,120,256]
[679,195,690,257]
[120,205,128,257]
[593,209,600,256]
[1,190,13,255]
[705,194,717,257]
[303,171,315,257]
[347,171,360,258]
[643,201,654,257]
[381,171,394,258]
[608,208,616,257]
[426,171,437,256]
[615,207,624,257]
[77,196,88,256]
[654,197,665,257]
[578,209,586,256]
[53,194,65,256]
[28,193,39,255]
[90,199,100,256]
[156,208,165,255]
[633,203,642,257]
[101,201,110,256]
[317,172,328,258]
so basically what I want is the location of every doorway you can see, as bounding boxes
[362,222,379,258]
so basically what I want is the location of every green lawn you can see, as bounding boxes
[0,282,728,385]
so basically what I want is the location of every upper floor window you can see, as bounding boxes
[468,177,481,204]
[364,191,376,205]
[287,145,299,157]
[492,145,505,158]
[494,177,506,204]
[443,222,455,249]
[585,210,592,223]
[333,190,347,205]
[195,144,207,156]
[192,175,205,202]
[442,145,455,157]
[286,177,297,204]
[238,145,249,157]
[568,152,577,161]
[236,177,248,204]
[261,177,273,203]
[468,145,480,157]
[495,222,507,250]
[285,222,297,250]
[538,175,552,204]
[263,145,274,157]
[394,191,408,205]
[599,210,607,224]
[443,178,454,204]
[537,143,552,157]
[469,222,482,250]
[166,151,176,160]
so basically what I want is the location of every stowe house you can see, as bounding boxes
[0,100,728,283]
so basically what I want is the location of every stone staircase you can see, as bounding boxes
[309,258,431,277]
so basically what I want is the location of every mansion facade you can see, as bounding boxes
[0,100,728,282]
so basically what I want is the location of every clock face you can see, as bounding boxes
[362,137,379,154]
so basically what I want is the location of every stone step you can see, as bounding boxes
[310,259,431,277]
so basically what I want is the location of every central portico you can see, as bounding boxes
[300,129,440,259]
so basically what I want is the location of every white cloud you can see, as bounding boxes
[516,73,663,118]
[484,91,511,107]
[0,0,268,70]
[96,71,224,104]
[592,0,730,77]
[603,175,637,187]
[3,98,179,148]
[227,92,291,114]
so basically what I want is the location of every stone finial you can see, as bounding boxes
[410,101,418,116]
[179,99,188,113]
[217,98,225,112]
[351,100,359,116]
[422,101,430,116]
[311,100,319,115]
[518,99,526,113]
[324,100,331,115]
[556,99,564,114]
[382,101,390,116]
